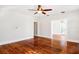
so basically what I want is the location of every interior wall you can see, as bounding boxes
[37,16,51,38]
[67,10,79,42]
[38,10,79,42]
[0,5,79,44]
[0,6,34,45]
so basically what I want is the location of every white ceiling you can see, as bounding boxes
[43,5,79,12]
[0,5,79,15]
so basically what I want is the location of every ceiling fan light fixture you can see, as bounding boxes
[38,11,42,13]
[28,5,52,16]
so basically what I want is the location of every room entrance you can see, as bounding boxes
[51,19,67,51]
[34,22,38,36]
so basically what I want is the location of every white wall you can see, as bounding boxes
[38,10,79,42]
[0,5,79,45]
[0,6,34,45]
[66,10,79,42]
[38,17,51,38]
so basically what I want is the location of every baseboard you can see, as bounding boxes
[36,35,52,39]
[35,35,52,40]
[1,35,79,45]
[0,36,34,45]
[67,40,79,43]
[35,35,79,43]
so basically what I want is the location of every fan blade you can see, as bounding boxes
[28,9,36,11]
[43,9,52,11]
[42,11,46,15]
[42,11,49,16]
[34,12,38,15]
[61,11,65,13]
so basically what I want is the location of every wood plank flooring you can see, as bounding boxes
[0,36,79,54]
[67,41,79,54]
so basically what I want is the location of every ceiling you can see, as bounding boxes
[0,5,79,16]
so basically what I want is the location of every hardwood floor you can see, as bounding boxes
[0,36,79,54]
[67,41,79,54]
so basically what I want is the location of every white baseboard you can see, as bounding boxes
[1,35,79,45]
[67,40,79,43]
[36,35,51,39]
[0,36,34,45]
[36,35,79,43]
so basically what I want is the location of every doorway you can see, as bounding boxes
[51,20,67,38]
[51,19,67,50]
[34,22,38,36]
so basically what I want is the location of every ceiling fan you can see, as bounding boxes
[28,5,52,16]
